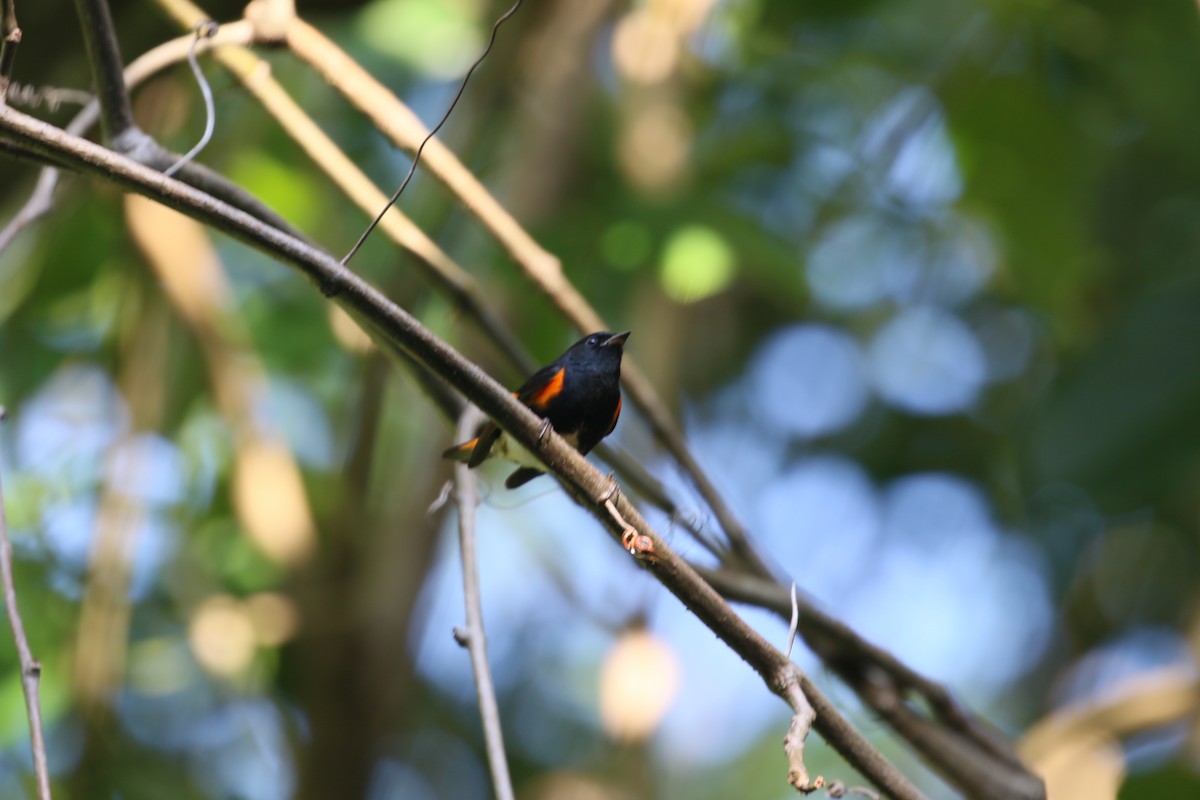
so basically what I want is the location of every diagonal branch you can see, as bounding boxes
[453,408,515,800]
[0,104,923,800]
[697,566,1045,800]
[69,2,306,236]
[282,15,774,577]
[2,15,1042,793]
[0,408,53,800]
[138,0,719,557]
[272,17,1042,797]
[0,22,300,259]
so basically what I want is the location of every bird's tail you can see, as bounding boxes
[441,437,478,462]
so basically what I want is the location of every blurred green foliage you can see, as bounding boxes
[2,0,1200,798]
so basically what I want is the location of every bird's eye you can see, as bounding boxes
[588,335,602,345]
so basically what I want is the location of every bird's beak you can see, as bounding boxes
[603,331,631,348]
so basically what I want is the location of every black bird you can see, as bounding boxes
[443,331,630,488]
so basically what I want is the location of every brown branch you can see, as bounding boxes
[142,0,719,558]
[0,105,922,800]
[0,0,20,106]
[453,409,515,800]
[696,565,1044,800]
[69,1,304,236]
[283,15,773,576]
[783,680,821,793]
[0,23,293,260]
[5,13,1039,796]
[0,408,53,800]
[72,0,136,143]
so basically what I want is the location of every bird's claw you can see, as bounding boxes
[536,418,553,445]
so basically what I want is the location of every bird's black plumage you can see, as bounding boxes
[443,331,629,488]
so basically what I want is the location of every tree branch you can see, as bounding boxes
[72,0,136,143]
[141,0,721,559]
[0,22,302,259]
[696,565,1044,800]
[0,408,53,800]
[3,11,1044,793]
[0,104,921,799]
[0,0,20,106]
[283,15,773,577]
[453,409,515,800]
[69,2,306,236]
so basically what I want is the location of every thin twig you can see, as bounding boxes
[0,164,57,255]
[163,20,219,178]
[783,679,821,794]
[0,408,53,800]
[785,582,799,660]
[0,21,291,260]
[696,564,1045,800]
[341,0,523,266]
[4,83,92,112]
[69,4,303,235]
[0,106,924,800]
[144,0,719,559]
[285,14,775,578]
[72,0,136,142]
[0,0,21,106]
[453,408,515,800]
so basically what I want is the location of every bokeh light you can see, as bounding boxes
[598,629,680,740]
[659,225,735,303]
[189,595,258,677]
[868,306,987,415]
[748,325,870,438]
[357,0,484,79]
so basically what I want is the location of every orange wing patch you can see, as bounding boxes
[606,394,622,435]
[442,436,479,462]
[526,367,566,410]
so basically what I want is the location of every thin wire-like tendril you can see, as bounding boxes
[341,0,523,266]
[164,20,218,178]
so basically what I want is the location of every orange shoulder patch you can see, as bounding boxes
[526,367,566,410]
[606,394,622,435]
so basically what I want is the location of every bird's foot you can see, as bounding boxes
[536,418,553,446]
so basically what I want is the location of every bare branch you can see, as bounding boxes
[142,2,717,559]
[0,0,21,106]
[284,16,774,577]
[0,164,57,254]
[696,565,1044,800]
[783,678,821,793]
[0,408,53,800]
[0,105,922,799]
[0,22,294,260]
[453,408,515,800]
[72,0,136,143]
